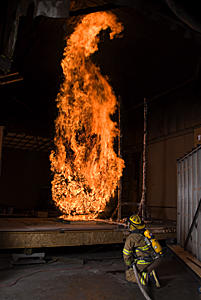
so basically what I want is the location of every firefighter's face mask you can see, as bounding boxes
[129,224,136,231]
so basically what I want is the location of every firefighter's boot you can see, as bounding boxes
[149,270,160,288]
[139,271,149,286]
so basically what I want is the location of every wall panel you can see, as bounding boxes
[147,132,193,220]
[177,146,201,262]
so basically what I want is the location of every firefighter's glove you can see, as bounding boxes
[125,261,134,269]
[130,262,136,269]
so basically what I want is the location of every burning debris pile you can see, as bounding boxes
[50,12,125,220]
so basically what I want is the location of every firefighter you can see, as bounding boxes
[123,214,161,287]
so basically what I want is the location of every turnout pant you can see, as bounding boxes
[125,258,162,283]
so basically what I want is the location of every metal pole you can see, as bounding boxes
[0,126,4,176]
[138,98,148,219]
[184,198,201,250]
[117,96,122,221]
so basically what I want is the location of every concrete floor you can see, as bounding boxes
[0,245,200,300]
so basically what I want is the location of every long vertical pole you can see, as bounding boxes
[0,126,4,176]
[117,96,122,221]
[138,98,148,220]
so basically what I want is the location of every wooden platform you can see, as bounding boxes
[168,244,201,278]
[0,218,176,249]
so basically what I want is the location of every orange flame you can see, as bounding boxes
[50,12,125,220]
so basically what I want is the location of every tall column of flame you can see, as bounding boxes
[50,12,125,220]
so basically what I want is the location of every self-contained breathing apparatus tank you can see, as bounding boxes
[143,229,163,259]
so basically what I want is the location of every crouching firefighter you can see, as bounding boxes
[123,215,163,288]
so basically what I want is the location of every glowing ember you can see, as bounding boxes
[50,11,125,220]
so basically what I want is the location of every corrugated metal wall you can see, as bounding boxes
[177,146,201,261]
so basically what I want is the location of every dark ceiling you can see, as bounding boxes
[0,0,201,137]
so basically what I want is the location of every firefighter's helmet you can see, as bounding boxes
[128,214,145,230]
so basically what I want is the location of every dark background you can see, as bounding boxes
[0,0,201,219]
